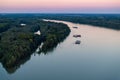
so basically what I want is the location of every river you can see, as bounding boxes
[0,20,120,80]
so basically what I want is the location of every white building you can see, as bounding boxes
[34,30,41,35]
[20,23,26,26]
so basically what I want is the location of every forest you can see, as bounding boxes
[0,16,70,72]
[1,14,119,30]
[37,14,120,30]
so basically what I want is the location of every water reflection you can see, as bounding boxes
[0,43,59,74]
[0,25,70,74]
[2,55,31,74]
[38,43,58,55]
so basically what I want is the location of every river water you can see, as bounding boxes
[0,20,120,80]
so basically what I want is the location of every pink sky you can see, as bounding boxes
[0,0,120,13]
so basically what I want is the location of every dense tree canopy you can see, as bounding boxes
[0,16,70,73]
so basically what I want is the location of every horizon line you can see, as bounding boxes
[0,12,120,14]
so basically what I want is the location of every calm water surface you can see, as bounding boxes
[0,20,120,80]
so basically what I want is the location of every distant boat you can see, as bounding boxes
[75,40,81,44]
[73,35,81,38]
[73,26,78,29]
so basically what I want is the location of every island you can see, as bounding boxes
[0,16,70,73]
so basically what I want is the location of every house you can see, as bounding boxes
[34,30,41,35]
[20,23,26,26]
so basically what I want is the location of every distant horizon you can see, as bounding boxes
[0,12,120,14]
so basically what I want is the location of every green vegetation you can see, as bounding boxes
[0,16,70,73]
[40,22,70,53]
[1,14,119,30]
[0,23,10,32]
[38,14,120,30]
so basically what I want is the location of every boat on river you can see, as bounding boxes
[73,26,78,29]
[75,40,81,44]
[73,35,81,38]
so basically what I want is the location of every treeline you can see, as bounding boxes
[36,14,120,30]
[0,17,70,73]
[1,14,119,30]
